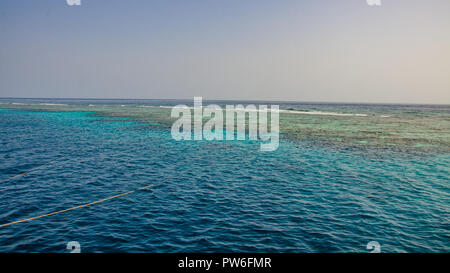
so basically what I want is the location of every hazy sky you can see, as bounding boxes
[1,0,449,103]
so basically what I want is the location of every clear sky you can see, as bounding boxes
[0,0,449,104]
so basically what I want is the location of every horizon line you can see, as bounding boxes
[0,97,449,106]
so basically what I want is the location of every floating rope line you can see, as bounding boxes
[1,156,65,183]
[1,146,98,184]
[0,184,154,228]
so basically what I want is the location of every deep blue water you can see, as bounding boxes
[0,100,449,252]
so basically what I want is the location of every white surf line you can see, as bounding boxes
[279,109,368,117]
[154,105,369,117]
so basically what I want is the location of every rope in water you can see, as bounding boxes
[0,184,154,228]
[1,156,65,183]
[1,145,101,184]
[0,149,158,228]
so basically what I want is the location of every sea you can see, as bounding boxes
[0,98,448,252]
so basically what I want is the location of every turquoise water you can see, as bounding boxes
[0,99,449,252]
